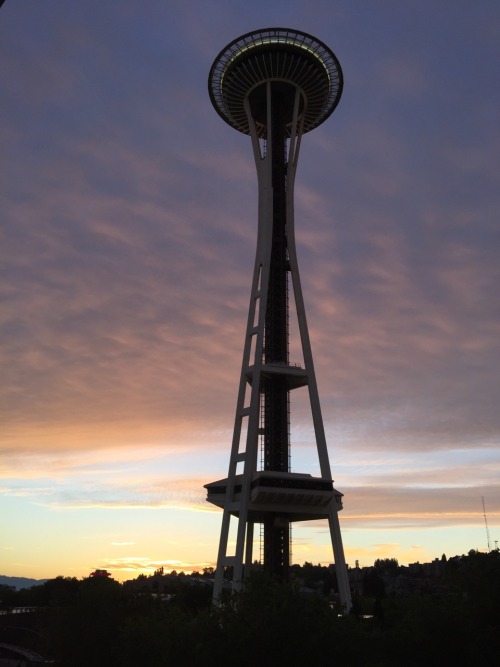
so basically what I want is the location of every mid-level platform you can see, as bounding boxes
[205,471,343,523]
[245,362,309,390]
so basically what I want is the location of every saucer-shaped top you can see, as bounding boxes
[209,28,343,136]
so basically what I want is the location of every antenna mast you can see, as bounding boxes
[482,496,491,552]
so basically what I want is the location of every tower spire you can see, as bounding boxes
[205,28,351,611]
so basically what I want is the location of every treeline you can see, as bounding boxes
[0,550,499,666]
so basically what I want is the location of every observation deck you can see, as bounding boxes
[208,27,343,137]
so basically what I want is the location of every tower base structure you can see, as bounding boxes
[205,28,352,612]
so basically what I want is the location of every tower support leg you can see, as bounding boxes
[328,504,352,611]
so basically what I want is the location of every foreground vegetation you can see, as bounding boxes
[1,550,499,666]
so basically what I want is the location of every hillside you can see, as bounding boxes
[0,575,48,590]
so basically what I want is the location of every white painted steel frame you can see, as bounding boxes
[211,81,352,611]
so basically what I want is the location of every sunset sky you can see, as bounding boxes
[2,1,500,582]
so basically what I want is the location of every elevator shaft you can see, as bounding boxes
[262,86,291,580]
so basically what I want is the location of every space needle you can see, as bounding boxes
[205,28,351,611]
